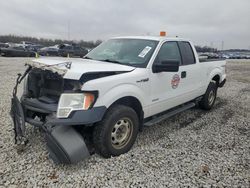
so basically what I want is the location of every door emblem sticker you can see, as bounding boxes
[171,74,180,89]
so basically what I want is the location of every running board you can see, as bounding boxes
[144,102,196,126]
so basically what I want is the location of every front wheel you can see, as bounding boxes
[199,82,218,110]
[93,105,139,158]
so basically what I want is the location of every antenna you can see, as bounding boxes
[67,20,71,40]
[210,42,214,48]
[221,41,224,51]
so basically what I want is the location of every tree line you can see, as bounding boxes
[0,35,224,52]
[0,35,102,48]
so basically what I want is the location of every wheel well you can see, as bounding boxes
[212,75,220,86]
[110,96,144,129]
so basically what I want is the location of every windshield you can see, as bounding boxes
[85,38,159,67]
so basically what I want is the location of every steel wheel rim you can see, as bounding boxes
[208,90,215,105]
[111,118,133,149]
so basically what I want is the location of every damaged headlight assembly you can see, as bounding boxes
[57,93,96,118]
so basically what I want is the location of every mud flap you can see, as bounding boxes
[45,126,90,164]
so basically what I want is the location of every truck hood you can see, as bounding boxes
[27,58,135,80]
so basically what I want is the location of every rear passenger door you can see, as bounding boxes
[177,41,201,99]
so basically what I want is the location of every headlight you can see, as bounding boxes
[57,93,95,118]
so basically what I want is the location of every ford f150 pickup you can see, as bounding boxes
[10,35,226,164]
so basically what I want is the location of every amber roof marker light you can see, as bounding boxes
[160,31,167,36]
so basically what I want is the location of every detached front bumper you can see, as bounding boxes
[10,65,106,164]
[12,96,106,164]
[21,97,107,127]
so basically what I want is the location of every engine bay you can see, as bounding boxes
[25,68,82,102]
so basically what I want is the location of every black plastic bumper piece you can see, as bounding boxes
[46,106,107,126]
[21,96,107,127]
[22,98,57,114]
[219,79,226,87]
[46,126,90,164]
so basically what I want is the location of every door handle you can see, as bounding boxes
[181,71,186,78]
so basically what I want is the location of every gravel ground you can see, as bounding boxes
[0,57,249,187]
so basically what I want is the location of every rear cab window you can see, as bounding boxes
[178,41,196,65]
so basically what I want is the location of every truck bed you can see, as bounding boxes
[199,58,226,63]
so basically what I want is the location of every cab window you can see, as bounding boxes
[154,42,181,65]
[178,42,196,65]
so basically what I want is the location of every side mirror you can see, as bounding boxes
[152,60,179,73]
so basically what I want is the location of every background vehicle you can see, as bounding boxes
[38,45,60,56]
[11,35,226,164]
[18,41,36,48]
[199,52,220,59]
[58,44,88,57]
[26,44,43,52]
[0,43,9,54]
[1,46,36,57]
[0,42,9,48]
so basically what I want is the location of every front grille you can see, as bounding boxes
[26,69,82,101]
[27,69,64,101]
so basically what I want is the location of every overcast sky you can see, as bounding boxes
[0,0,249,49]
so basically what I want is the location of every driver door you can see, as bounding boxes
[149,41,185,116]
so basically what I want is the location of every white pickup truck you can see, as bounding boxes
[10,35,226,164]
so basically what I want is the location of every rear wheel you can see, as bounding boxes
[199,82,217,110]
[93,105,139,158]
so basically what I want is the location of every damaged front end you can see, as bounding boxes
[10,63,92,164]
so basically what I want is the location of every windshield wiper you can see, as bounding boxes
[83,56,93,60]
[99,59,125,65]
[85,57,133,66]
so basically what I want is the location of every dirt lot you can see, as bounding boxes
[0,57,249,187]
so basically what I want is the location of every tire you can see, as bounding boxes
[93,105,139,158]
[199,82,218,110]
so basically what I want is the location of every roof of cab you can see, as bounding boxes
[112,35,189,42]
